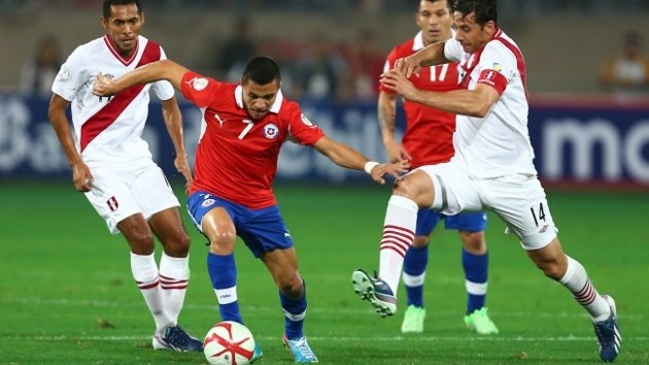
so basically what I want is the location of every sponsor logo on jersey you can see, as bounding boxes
[264,123,279,139]
[214,113,226,127]
[189,77,208,91]
[493,63,503,72]
[202,198,215,208]
[300,113,314,127]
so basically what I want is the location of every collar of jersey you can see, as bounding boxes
[234,84,283,114]
[413,29,457,52]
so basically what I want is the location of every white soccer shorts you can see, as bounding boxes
[417,161,558,250]
[84,163,180,234]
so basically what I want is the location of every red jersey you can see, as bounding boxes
[380,32,460,168]
[181,71,325,209]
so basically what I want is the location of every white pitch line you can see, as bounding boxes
[2,296,646,320]
[10,335,649,342]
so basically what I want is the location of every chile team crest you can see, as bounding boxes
[264,123,279,139]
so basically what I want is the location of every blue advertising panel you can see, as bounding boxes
[1,94,648,189]
[528,98,649,185]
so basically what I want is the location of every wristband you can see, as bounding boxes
[364,161,380,174]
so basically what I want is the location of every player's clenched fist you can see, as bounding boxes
[394,56,422,78]
[93,72,116,96]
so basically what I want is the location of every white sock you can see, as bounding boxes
[560,256,611,322]
[379,195,418,294]
[402,271,426,287]
[159,252,190,324]
[130,252,173,333]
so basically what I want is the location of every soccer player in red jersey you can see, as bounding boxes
[48,0,201,352]
[378,0,497,334]
[93,55,408,363]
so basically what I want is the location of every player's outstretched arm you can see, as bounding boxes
[394,40,448,78]
[313,136,409,184]
[382,69,499,118]
[93,60,191,96]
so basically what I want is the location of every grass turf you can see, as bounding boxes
[0,180,647,364]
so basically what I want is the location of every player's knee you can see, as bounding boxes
[165,231,191,257]
[460,231,486,253]
[179,231,190,249]
[392,178,415,199]
[209,230,237,254]
[278,273,304,298]
[392,173,432,206]
[126,231,155,255]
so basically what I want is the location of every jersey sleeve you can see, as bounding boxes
[150,46,175,101]
[51,45,88,101]
[475,42,515,95]
[180,71,223,108]
[284,103,325,146]
[444,39,465,63]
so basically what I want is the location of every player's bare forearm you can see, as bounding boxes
[377,91,397,142]
[118,60,188,91]
[314,136,410,184]
[377,91,409,162]
[135,60,190,91]
[95,60,190,95]
[161,96,186,155]
[396,41,449,78]
[48,95,82,166]
[381,68,500,117]
[382,67,484,115]
[419,41,449,66]
[161,97,192,183]
[314,136,368,170]
[327,144,368,170]
[409,85,499,118]
[48,93,93,191]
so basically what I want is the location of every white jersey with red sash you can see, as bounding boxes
[444,29,537,178]
[51,35,174,169]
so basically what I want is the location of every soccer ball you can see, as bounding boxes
[203,321,256,365]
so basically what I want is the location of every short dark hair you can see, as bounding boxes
[241,56,282,85]
[452,0,498,26]
[423,0,451,11]
[103,0,142,19]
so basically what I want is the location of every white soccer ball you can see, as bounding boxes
[203,321,256,365]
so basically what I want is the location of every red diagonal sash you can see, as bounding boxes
[492,32,528,99]
[80,40,161,151]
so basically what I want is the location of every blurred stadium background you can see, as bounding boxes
[1,0,649,187]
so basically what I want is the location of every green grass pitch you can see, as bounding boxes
[0,180,647,364]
